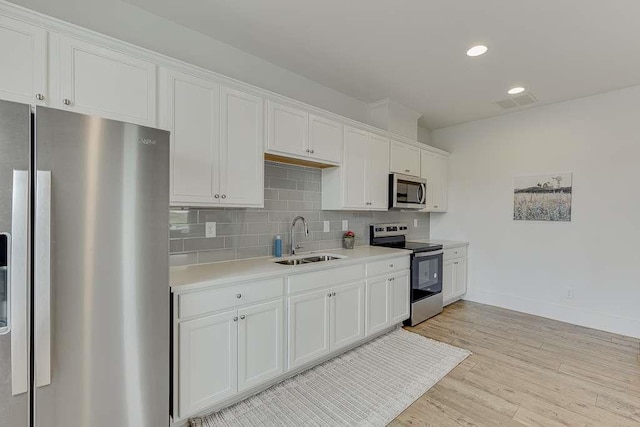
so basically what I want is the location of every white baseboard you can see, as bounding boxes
[463,289,640,339]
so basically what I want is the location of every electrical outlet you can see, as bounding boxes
[414,218,418,227]
[566,288,575,299]
[205,222,216,238]
[323,221,330,232]
[342,220,348,231]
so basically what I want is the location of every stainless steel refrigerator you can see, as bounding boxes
[0,100,170,427]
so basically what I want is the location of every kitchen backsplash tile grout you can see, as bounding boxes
[169,161,430,267]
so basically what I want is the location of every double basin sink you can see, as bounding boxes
[274,253,345,266]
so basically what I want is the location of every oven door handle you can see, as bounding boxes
[414,250,443,257]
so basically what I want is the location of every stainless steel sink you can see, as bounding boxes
[274,254,344,266]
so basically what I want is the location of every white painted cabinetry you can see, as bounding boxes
[365,263,410,335]
[421,150,448,212]
[330,281,366,351]
[162,69,263,207]
[322,126,390,210]
[287,288,331,368]
[267,101,343,164]
[390,140,421,177]
[178,310,238,418]
[442,246,468,305]
[390,271,410,323]
[56,35,157,126]
[0,15,47,105]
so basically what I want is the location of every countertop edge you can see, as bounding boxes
[170,247,412,293]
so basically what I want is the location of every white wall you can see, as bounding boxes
[431,86,640,338]
[6,0,369,123]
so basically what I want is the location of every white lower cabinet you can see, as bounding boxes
[287,288,331,369]
[366,270,410,335]
[178,310,238,418]
[330,281,366,351]
[178,300,284,419]
[175,255,410,421]
[443,248,468,306]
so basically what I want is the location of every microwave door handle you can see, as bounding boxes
[419,183,426,204]
[35,170,51,387]
[10,170,29,395]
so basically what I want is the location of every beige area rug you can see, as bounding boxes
[191,328,471,427]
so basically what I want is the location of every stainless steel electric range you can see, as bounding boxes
[370,223,444,326]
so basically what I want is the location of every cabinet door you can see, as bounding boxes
[421,151,448,212]
[178,310,237,418]
[390,271,410,324]
[287,289,330,369]
[267,101,308,157]
[0,16,47,105]
[342,126,369,209]
[368,134,391,209]
[331,281,365,351]
[309,114,342,164]
[163,69,220,206]
[390,140,420,176]
[58,36,157,126]
[453,258,467,297]
[238,300,284,391]
[366,277,390,336]
[442,259,456,305]
[219,87,264,207]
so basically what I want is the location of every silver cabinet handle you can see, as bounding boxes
[236,293,242,299]
[35,93,45,101]
[240,315,246,320]
[214,194,220,198]
[332,292,336,296]
[62,98,71,106]
[10,171,29,395]
[389,264,394,268]
[327,293,332,297]
[233,316,238,322]
[310,149,315,153]
[434,205,439,209]
[35,171,52,387]
[405,169,410,172]
[305,148,310,153]
[221,194,227,199]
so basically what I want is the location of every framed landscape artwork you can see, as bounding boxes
[513,173,572,221]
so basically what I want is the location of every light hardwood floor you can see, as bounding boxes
[391,301,640,426]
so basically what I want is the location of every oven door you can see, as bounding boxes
[390,173,427,209]
[411,251,443,302]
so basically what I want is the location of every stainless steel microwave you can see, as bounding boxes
[389,173,427,210]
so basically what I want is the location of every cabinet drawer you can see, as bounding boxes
[288,264,364,294]
[179,278,284,319]
[366,256,410,277]
[444,246,467,260]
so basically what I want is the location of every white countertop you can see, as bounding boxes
[411,239,469,249]
[170,245,411,292]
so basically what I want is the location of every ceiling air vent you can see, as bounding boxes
[496,92,538,110]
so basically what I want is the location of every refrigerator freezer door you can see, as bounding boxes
[34,107,170,427]
[0,100,30,427]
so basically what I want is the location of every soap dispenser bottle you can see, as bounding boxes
[274,235,282,258]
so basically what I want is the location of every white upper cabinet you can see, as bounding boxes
[309,114,342,164]
[219,87,264,207]
[421,150,448,212]
[267,101,309,156]
[342,126,369,209]
[162,68,264,208]
[164,69,220,205]
[0,16,47,105]
[267,101,343,164]
[322,127,390,211]
[56,35,157,126]
[390,140,421,177]
[368,134,390,210]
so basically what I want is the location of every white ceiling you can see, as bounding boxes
[124,0,640,129]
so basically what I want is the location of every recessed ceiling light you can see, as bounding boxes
[508,87,526,95]
[466,45,488,57]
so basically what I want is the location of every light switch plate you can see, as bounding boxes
[205,222,216,238]
[323,221,330,232]
[342,220,348,231]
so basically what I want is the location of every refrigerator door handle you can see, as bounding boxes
[35,170,51,387]
[11,170,29,395]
